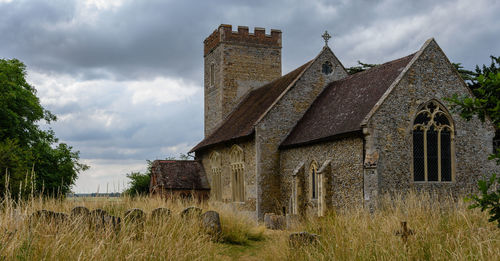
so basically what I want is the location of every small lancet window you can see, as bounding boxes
[210,63,215,86]
[413,100,454,182]
[309,161,319,199]
[322,61,333,75]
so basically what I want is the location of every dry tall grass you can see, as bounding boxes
[0,192,498,260]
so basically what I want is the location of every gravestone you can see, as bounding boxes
[124,208,146,224]
[151,208,171,220]
[289,232,319,247]
[201,211,222,239]
[181,206,202,218]
[264,213,285,230]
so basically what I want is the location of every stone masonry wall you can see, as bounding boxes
[255,47,348,219]
[199,140,257,217]
[365,40,499,201]
[204,25,281,137]
[280,137,364,216]
[204,46,223,137]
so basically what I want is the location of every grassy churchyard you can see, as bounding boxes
[0,192,499,260]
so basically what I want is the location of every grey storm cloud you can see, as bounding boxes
[1,0,499,192]
[3,0,497,81]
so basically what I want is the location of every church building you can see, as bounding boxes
[157,24,498,220]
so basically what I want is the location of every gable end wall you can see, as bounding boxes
[255,48,348,219]
[365,40,498,199]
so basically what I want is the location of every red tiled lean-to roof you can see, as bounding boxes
[150,160,209,190]
[190,61,312,152]
[280,53,415,148]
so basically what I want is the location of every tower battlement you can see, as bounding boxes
[204,24,282,56]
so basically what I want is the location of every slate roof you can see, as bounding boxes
[280,53,415,148]
[190,61,312,152]
[150,160,209,190]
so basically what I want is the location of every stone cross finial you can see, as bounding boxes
[322,31,331,46]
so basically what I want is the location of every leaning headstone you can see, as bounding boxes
[70,206,90,220]
[180,206,202,218]
[54,212,68,223]
[151,208,171,220]
[264,213,286,230]
[201,211,222,239]
[90,209,109,229]
[124,208,146,224]
[29,210,56,224]
[289,232,319,248]
[103,215,121,233]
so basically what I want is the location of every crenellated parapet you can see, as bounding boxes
[204,24,281,56]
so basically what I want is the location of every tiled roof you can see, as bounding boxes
[281,53,415,148]
[190,61,311,152]
[150,160,209,190]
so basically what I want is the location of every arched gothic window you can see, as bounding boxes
[209,151,222,201]
[309,161,319,199]
[230,145,245,202]
[413,100,455,182]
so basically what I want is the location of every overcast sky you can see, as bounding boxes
[1,0,499,193]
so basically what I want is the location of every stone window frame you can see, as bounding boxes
[209,62,215,87]
[322,61,333,75]
[411,100,456,183]
[209,151,222,201]
[290,162,305,215]
[230,145,245,202]
[309,160,319,200]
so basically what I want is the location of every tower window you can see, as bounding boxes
[322,61,333,75]
[210,63,215,86]
[413,100,455,182]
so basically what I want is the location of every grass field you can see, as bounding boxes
[0,192,498,260]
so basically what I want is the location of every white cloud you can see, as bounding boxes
[74,158,145,193]
[129,77,198,105]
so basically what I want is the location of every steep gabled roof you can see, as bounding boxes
[150,160,209,190]
[190,61,312,152]
[280,53,415,148]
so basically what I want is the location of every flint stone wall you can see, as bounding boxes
[204,26,281,137]
[364,40,499,201]
[280,137,364,215]
[199,140,257,217]
[255,48,348,219]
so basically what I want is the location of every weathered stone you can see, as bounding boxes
[124,208,146,224]
[286,214,300,230]
[89,209,109,229]
[70,206,90,219]
[151,207,171,220]
[289,232,319,247]
[264,213,285,230]
[180,206,202,218]
[201,211,222,238]
[103,215,121,232]
[90,209,108,218]
[30,210,66,224]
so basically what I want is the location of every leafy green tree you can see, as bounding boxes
[346,61,378,75]
[0,58,88,198]
[124,160,152,196]
[447,55,500,227]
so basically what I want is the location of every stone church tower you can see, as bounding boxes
[203,24,282,136]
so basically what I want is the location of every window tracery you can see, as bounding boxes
[210,151,222,201]
[413,100,455,182]
[230,145,245,202]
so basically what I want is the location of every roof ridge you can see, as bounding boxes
[190,60,313,152]
[280,50,417,148]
